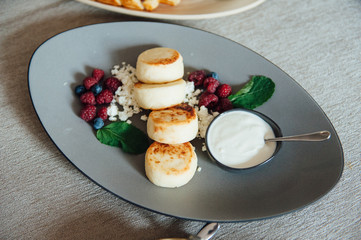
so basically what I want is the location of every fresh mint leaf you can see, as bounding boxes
[228,75,275,109]
[228,80,254,101]
[96,122,149,154]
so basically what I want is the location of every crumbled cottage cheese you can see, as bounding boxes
[140,114,148,121]
[196,105,219,139]
[183,81,219,145]
[107,63,141,121]
[184,81,202,107]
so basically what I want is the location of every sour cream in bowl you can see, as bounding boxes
[205,109,282,171]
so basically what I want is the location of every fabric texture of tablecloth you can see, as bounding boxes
[1,0,360,239]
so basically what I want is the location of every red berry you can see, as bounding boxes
[83,77,97,90]
[203,77,220,93]
[216,84,232,98]
[92,69,104,82]
[97,106,108,120]
[203,77,217,88]
[104,77,121,93]
[80,91,96,105]
[199,92,218,109]
[96,89,113,104]
[80,105,96,122]
[214,98,233,113]
[188,70,206,87]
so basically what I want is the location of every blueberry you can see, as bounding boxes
[207,72,219,80]
[75,85,86,96]
[93,118,104,130]
[91,84,102,96]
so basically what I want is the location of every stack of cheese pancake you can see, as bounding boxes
[134,47,198,188]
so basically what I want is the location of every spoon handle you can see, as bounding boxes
[195,223,220,240]
[265,131,331,142]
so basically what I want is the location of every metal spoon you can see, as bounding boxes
[265,130,331,142]
[159,222,220,240]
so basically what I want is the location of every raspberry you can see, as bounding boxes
[80,91,96,105]
[214,98,233,113]
[83,77,98,90]
[104,77,121,93]
[96,89,113,104]
[203,77,220,93]
[188,70,206,87]
[199,92,218,109]
[206,81,220,93]
[203,77,217,87]
[97,106,108,120]
[92,68,104,82]
[216,84,232,98]
[80,105,96,122]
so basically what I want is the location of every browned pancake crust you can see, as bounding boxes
[149,103,196,125]
[145,142,194,176]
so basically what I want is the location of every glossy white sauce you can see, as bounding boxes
[207,111,277,169]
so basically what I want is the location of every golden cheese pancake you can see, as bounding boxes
[145,141,197,188]
[160,0,181,6]
[143,0,159,11]
[147,103,198,144]
[136,47,184,83]
[133,79,186,110]
[121,0,144,10]
[95,0,121,6]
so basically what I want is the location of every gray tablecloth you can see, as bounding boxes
[1,0,360,239]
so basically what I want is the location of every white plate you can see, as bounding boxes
[28,22,343,222]
[75,0,266,20]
